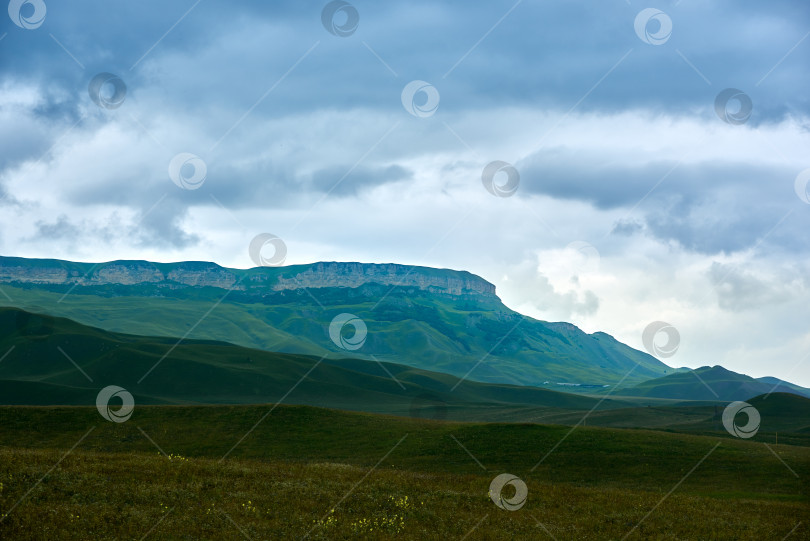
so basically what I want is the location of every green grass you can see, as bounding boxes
[1,448,807,540]
[1,404,807,495]
[0,404,808,539]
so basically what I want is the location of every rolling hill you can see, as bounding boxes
[0,307,619,417]
[621,365,810,401]
[5,307,810,443]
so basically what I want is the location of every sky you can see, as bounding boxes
[1,0,809,386]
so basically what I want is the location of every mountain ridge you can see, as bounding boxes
[2,256,808,398]
[0,256,497,298]
[0,255,675,387]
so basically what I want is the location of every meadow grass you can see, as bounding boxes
[0,404,808,539]
[0,447,808,540]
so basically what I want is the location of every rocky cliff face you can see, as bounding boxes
[273,262,495,296]
[0,257,496,298]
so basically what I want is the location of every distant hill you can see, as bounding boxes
[0,307,618,416]
[756,376,810,396]
[0,255,674,387]
[620,365,810,401]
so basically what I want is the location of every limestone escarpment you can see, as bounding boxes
[0,257,496,298]
[272,262,495,296]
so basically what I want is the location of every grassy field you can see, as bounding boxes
[0,404,808,539]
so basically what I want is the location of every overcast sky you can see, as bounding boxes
[2,0,809,386]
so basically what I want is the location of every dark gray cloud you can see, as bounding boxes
[135,198,200,249]
[0,182,15,206]
[519,151,808,254]
[2,0,807,121]
[310,164,411,196]
[708,262,796,311]
[4,0,808,239]
[611,218,644,236]
[32,214,80,240]
[518,154,782,210]
[642,197,806,255]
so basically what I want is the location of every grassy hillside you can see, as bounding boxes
[0,268,673,387]
[622,365,810,401]
[0,404,807,539]
[0,307,615,417]
[5,308,810,441]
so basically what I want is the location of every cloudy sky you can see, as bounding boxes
[2,0,809,385]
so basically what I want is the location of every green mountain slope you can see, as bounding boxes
[0,255,675,387]
[0,307,619,416]
[4,308,810,444]
[620,365,810,401]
